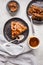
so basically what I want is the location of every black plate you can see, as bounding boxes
[27,0,43,24]
[3,18,29,44]
[6,0,20,16]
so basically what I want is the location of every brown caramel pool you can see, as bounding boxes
[8,1,18,12]
[29,37,39,47]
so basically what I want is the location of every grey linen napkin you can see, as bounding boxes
[0,35,38,65]
[0,51,38,65]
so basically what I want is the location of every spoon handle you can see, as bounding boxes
[30,16,35,35]
[31,18,35,35]
[3,40,18,46]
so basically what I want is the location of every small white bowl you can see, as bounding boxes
[28,36,40,49]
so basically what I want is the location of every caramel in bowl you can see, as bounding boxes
[8,1,19,12]
[28,36,40,49]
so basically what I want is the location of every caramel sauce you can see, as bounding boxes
[29,37,39,47]
[8,1,18,12]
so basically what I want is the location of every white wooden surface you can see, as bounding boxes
[0,0,43,65]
